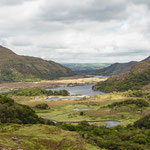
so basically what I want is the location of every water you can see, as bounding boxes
[47,83,106,96]
[47,96,83,101]
[47,120,120,128]
[0,90,10,93]
[105,121,120,128]
[74,108,92,111]
[67,120,120,128]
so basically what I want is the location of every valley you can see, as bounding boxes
[1,74,150,149]
[0,46,150,149]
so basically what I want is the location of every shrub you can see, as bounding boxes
[80,112,84,116]
[134,114,150,129]
[35,103,49,109]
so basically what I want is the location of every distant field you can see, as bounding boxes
[0,76,107,90]
[62,63,111,72]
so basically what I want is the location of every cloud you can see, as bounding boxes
[39,0,128,22]
[0,0,150,63]
[0,0,36,6]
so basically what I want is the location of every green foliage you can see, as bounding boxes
[130,134,148,144]
[0,95,54,125]
[6,88,70,96]
[126,90,146,97]
[134,114,150,129]
[0,95,14,105]
[35,103,49,109]
[57,121,150,150]
[108,99,149,108]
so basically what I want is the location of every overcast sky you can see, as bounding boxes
[0,0,150,63]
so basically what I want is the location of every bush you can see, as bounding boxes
[80,112,84,116]
[35,103,49,109]
[134,114,150,129]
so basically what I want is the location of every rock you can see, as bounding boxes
[12,137,19,141]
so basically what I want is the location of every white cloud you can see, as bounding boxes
[0,0,150,63]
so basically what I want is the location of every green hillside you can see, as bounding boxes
[93,58,150,92]
[0,46,74,82]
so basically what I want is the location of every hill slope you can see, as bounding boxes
[93,61,137,76]
[93,57,150,92]
[0,46,74,82]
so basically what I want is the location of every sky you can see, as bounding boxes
[0,0,150,63]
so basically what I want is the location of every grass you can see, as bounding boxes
[0,124,102,150]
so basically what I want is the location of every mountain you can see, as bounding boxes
[0,46,74,82]
[92,61,137,76]
[93,57,150,92]
[62,63,111,71]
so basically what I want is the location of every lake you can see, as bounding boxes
[47,83,106,96]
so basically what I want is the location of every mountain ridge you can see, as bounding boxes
[0,45,74,82]
[92,61,137,76]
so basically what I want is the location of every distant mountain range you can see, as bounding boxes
[62,63,111,72]
[0,46,74,82]
[92,61,137,76]
[93,56,150,92]
[63,61,137,76]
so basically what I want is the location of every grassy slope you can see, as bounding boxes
[0,124,101,150]
[0,45,74,82]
